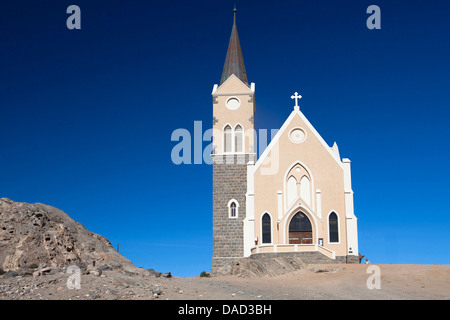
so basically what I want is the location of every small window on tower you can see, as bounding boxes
[230,202,236,217]
[228,199,239,219]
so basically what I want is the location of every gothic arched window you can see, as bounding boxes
[262,213,271,244]
[329,212,339,243]
[300,176,311,206]
[224,125,232,153]
[234,124,243,153]
[287,176,298,206]
[230,202,237,217]
[228,199,239,218]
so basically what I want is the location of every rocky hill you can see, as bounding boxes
[0,198,138,274]
[1,198,448,301]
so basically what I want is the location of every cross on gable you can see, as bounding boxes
[291,91,302,109]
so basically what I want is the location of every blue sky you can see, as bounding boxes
[1,0,449,276]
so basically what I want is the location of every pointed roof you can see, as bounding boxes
[254,108,344,173]
[220,8,248,86]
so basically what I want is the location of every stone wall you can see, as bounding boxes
[251,252,335,264]
[250,252,361,265]
[212,252,360,276]
[211,154,255,275]
[227,252,360,277]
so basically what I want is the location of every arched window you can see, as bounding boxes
[234,125,243,153]
[230,202,237,217]
[224,125,232,153]
[284,162,314,211]
[300,176,311,207]
[228,199,239,218]
[262,213,271,244]
[289,211,312,244]
[287,176,298,206]
[329,212,339,243]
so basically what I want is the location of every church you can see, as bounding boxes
[211,9,359,275]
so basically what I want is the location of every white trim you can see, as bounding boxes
[213,92,252,96]
[254,108,343,172]
[277,190,283,221]
[315,189,322,219]
[346,217,358,256]
[227,199,239,219]
[342,158,353,193]
[332,142,340,159]
[243,161,255,257]
[342,158,358,255]
[281,205,319,245]
[260,212,273,245]
[326,210,341,244]
[213,74,252,93]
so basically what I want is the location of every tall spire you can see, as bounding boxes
[220,7,248,85]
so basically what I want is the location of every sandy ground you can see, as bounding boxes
[169,264,450,300]
[1,264,449,300]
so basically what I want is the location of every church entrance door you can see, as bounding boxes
[288,211,313,244]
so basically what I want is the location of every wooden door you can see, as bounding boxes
[289,231,312,244]
[288,211,313,244]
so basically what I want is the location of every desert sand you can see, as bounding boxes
[1,263,448,300]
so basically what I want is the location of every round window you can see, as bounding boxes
[226,97,241,110]
[289,128,306,144]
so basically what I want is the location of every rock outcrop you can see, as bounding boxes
[0,198,137,273]
[230,255,306,277]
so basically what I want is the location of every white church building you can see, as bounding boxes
[211,9,359,275]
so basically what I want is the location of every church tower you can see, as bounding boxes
[211,8,256,275]
[210,8,360,275]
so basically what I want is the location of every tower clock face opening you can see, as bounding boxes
[226,97,241,110]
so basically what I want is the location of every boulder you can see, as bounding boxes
[88,267,102,277]
[147,269,162,277]
[3,270,18,279]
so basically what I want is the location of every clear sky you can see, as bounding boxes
[1,0,449,276]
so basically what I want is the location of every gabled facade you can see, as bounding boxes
[211,10,359,275]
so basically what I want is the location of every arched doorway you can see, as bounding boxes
[288,211,313,244]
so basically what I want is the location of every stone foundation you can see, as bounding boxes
[211,252,360,276]
[211,257,238,276]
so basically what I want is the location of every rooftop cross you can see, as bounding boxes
[291,92,302,109]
